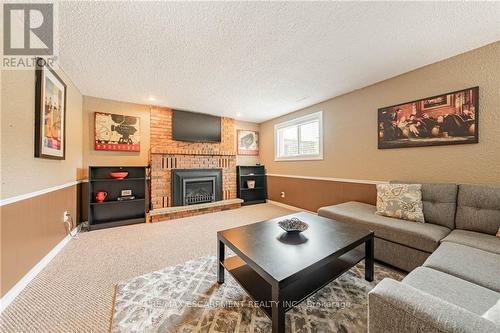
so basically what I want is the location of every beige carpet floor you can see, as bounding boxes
[0,203,295,333]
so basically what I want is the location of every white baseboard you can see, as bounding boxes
[0,229,75,313]
[267,200,316,214]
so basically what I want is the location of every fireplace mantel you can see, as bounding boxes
[149,107,238,221]
[150,148,236,156]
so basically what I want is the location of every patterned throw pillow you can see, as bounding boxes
[376,184,425,223]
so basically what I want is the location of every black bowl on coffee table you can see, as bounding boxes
[216,212,375,333]
[278,217,309,233]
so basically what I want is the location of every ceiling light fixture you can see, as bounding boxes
[148,96,156,101]
[236,113,242,118]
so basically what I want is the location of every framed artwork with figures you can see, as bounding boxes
[94,112,141,151]
[237,130,259,155]
[378,87,479,149]
[35,58,67,159]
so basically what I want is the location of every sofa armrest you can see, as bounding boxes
[368,279,498,333]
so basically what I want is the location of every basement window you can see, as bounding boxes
[275,111,323,161]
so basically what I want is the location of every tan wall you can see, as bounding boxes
[82,96,151,174]
[235,120,261,166]
[0,185,78,297]
[82,97,261,174]
[260,42,500,186]
[1,67,83,297]
[81,98,260,215]
[267,176,377,212]
[1,69,83,199]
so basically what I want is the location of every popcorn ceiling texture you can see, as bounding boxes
[58,2,500,122]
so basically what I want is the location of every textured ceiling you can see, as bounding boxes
[58,2,500,123]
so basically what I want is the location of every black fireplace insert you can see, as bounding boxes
[171,169,223,206]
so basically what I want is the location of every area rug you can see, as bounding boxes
[111,256,405,333]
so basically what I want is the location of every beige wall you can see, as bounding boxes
[1,67,82,296]
[1,68,83,199]
[260,42,500,185]
[82,97,261,174]
[235,120,261,166]
[1,185,78,297]
[82,96,151,174]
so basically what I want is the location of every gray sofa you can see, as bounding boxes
[318,183,500,333]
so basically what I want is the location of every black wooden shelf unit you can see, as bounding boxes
[237,165,267,206]
[88,166,147,231]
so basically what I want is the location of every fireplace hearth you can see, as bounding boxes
[171,169,223,206]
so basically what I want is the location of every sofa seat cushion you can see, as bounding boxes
[483,299,500,327]
[317,201,450,253]
[374,238,430,272]
[455,184,500,235]
[423,242,500,292]
[441,229,500,255]
[403,267,500,315]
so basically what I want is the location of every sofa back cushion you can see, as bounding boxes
[391,181,457,229]
[456,184,500,235]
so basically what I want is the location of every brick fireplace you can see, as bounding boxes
[149,107,240,222]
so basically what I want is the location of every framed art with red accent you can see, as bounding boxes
[94,112,140,152]
[35,58,67,160]
[237,130,259,155]
[378,87,478,149]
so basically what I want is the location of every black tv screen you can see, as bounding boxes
[172,110,221,142]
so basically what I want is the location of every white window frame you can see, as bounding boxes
[274,111,323,161]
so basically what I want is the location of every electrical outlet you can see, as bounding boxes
[280,191,285,198]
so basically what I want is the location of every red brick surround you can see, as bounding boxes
[150,107,237,213]
[150,107,235,155]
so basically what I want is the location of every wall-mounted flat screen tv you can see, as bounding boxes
[172,110,221,142]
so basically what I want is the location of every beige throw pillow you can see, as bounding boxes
[376,184,425,223]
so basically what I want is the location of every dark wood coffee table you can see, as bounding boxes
[217,211,374,333]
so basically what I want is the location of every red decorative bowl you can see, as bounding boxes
[109,171,129,179]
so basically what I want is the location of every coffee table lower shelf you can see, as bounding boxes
[220,249,365,318]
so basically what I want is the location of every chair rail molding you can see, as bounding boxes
[0,181,81,206]
[266,174,387,185]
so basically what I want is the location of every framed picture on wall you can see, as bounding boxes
[378,87,479,149]
[237,130,259,155]
[35,58,67,159]
[94,112,141,151]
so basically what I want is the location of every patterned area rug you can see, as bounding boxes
[111,256,404,333]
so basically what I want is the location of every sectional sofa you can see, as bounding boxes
[318,182,500,333]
